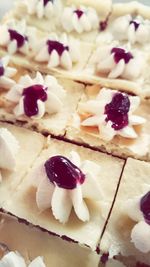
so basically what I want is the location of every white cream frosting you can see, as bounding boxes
[111,15,150,45]
[122,185,150,253]
[0,56,17,89]
[31,151,103,223]
[23,0,62,19]
[35,33,80,70]
[0,251,46,267]
[0,20,29,55]
[6,72,65,119]
[61,5,99,34]
[0,128,19,179]
[92,45,144,80]
[79,88,146,141]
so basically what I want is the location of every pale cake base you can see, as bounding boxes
[0,212,100,267]
[1,138,124,251]
[100,158,150,266]
[0,122,45,206]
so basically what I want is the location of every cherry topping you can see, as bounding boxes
[0,60,4,77]
[129,20,140,31]
[46,40,69,56]
[22,84,47,117]
[74,9,84,19]
[111,47,133,64]
[140,191,150,225]
[43,0,53,6]
[8,29,28,48]
[44,155,85,190]
[105,93,130,130]
[99,20,108,31]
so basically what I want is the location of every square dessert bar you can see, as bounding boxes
[1,138,124,251]
[0,212,100,267]
[11,0,112,42]
[0,18,95,80]
[66,84,150,161]
[100,158,150,266]
[0,69,84,136]
[0,122,45,206]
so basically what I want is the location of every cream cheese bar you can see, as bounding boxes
[10,0,112,42]
[100,158,150,266]
[66,84,150,161]
[0,212,100,267]
[0,70,84,136]
[1,138,124,251]
[0,122,45,206]
[0,18,95,81]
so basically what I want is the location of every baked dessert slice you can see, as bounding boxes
[97,1,150,51]
[11,0,112,42]
[100,158,150,267]
[0,18,95,81]
[66,84,150,160]
[79,1,150,99]
[1,138,124,251]
[0,70,84,136]
[0,121,45,206]
[0,212,100,267]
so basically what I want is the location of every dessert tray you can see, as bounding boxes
[0,1,150,267]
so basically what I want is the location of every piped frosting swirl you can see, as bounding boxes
[61,5,99,34]
[31,151,103,223]
[6,72,65,119]
[79,88,145,141]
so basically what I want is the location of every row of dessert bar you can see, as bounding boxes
[0,61,149,161]
[0,1,150,98]
[0,122,150,266]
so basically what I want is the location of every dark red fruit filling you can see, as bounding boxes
[129,20,140,31]
[43,0,53,6]
[111,47,133,64]
[22,84,47,117]
[44,155,85,190]
[140,191,150,225]
[0,60,4,76]
[46,40,69,56]
[8,29,28,48]
[105,93,130,130]
[74,9,84,19]
[99,20,108,31]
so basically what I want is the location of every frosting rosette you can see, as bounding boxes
[0,20,29,55]
[6,72,65,119]
[92,45,144,80]
[0,56,17,89]
[79,88,146,141]
[35,33,80,70]
[123,186,150,253]
[111,15,150,45]
[31,151,103,223]
[61,5,99,34]
[0,251,46,267]
[0,128,19,181]
[23,0,62,19]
